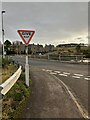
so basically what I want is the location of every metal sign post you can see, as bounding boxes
[17,29,35,87]
[25,46,29,86]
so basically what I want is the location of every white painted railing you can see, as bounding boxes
[0,66,22,95]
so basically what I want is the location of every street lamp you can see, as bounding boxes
[2,10,5,58]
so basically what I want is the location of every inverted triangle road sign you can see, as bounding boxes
[17,30,35,46]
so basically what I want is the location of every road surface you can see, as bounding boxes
[11,55,89,118]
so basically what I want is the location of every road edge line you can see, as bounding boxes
[51,74,89,119]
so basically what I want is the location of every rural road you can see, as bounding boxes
[11,55,89,118]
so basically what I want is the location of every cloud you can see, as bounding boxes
[1,2,88,45]
[76,37,82,39]
[2,0,89,2]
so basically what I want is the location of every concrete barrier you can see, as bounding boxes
[0,66,22,95]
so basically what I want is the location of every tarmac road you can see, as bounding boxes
[11,55,89,118]
[22,66,82,118]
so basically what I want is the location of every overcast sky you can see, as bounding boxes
[1,2,88,46]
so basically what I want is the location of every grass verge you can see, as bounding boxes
[2,58,31,119]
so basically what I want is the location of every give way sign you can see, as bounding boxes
[17,30,35,46]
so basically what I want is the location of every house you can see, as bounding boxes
[11,42,55,55]
[28,44,43,54]
[44,44,54,53]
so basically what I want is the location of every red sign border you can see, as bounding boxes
[17,30,35,46]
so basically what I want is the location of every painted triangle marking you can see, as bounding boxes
[17,30,35,46]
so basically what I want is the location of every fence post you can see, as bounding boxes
[48,54,50,60]
[76,55,78,62]
[59,54,61,61]
[81,54,83,62]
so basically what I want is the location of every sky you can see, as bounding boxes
[1,1,88,46]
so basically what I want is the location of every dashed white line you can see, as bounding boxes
[46,70,52,72]
[74,74,83,77]
[84,78,90,81]
[54,71,61,73]
[59,74,68,77]
[87,76,90,78]
[63,72,70,75]
[42,69,52,72]
[43,69,87,81]
[42,69,46,71]
[50,72,57,75]
[72,76,80,79]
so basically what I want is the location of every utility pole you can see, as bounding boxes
[2,11,5,58]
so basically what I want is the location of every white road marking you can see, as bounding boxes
[87,76,90,78]
[63,72,70,75]
[84,78,90,81]
[54,71,61,73]
[52,75,89,119]
[74,74,83,77]
[59,74,68,77]
[72,76,80,79]
[42,69,46,71]
[50,72,57,75]
[46,70,52,72]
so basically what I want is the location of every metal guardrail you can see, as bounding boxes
[28,54,90,63]
[0,66,22,96]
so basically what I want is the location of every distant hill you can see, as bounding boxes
[56,43,84,48]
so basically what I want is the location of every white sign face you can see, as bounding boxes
[20,32,33,43]
[17,30,35,46]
